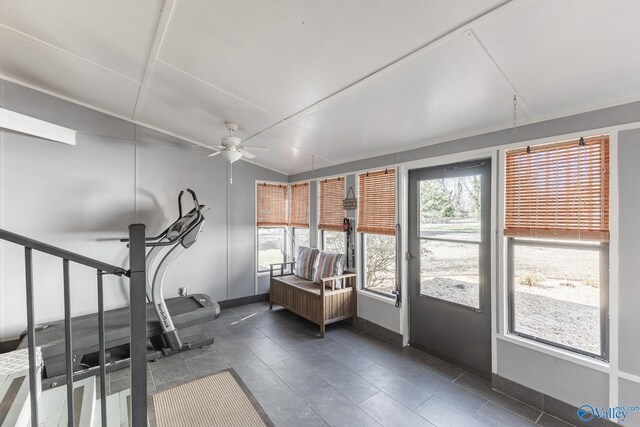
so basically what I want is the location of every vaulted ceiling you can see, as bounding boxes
[1,1,639,174]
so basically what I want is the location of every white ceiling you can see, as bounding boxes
[1,0,639,174]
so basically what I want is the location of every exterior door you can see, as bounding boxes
[408,159,491,379]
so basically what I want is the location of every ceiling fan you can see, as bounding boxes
[208,122,269,163]
[209,122,269,184]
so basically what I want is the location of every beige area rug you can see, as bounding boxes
[152,369,273,427]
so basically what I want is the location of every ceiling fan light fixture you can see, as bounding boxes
[221,149,242,163]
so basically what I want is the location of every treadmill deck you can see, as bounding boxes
[18,294,220,367]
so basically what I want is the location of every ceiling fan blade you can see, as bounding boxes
[208,151,222,158]
[238,148,256,159]
[242,145,270,152]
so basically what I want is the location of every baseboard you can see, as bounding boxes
[219,293,269,310]
[492,374,616,426]
[355,317,403,347]
[0,338,20,354]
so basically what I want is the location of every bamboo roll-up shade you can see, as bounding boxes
[289,182,309,228]
[256,183,288,227]
[504,135,609,241]
[357,168,396,236]
[318,177,344,231]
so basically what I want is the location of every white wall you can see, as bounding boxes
[0,80,286,340]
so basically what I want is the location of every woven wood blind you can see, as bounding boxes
[256,183,288,227]
[505,135,609,241]
[289,182,309,228]
[357,168,396,236]
[318,177,344,231]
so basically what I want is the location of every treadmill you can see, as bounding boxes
[19,189,221,384]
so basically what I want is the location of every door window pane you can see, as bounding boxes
[512,242,602,355]
[419,176,481,241]
[420,239,480,309]
[258,227,286,272]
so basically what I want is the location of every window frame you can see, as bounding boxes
[506,235,610,361]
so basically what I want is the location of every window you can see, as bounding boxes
[292,228,310,256]
[290,182,310,256]
[318,177,346,252]
[358,169,396,295]
[323,230,346,253]
[256,183,288,273]
[258,227,287,272]
[505,135,610,359]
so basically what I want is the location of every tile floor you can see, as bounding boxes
[103,302,574,427]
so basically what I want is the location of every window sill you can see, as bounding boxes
[358,289,396,304]
[498,333,609,373]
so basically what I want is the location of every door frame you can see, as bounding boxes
[399,149,498,373]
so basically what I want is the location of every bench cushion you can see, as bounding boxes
[313,251,346,288]
[295,246,319,280]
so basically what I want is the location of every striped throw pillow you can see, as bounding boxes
[313,251,346,288]
[295,247,319,280]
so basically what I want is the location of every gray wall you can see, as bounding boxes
[619,379,640,425]
[618,128,640,377]
[0,80,286,340]
[497,340,609,408]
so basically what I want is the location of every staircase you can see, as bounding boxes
[0,348,133,427]
[0,226,149,427]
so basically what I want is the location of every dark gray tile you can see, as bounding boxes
[226,325,267,342]
[181,343,217,360]
[415,396,489,427]
[359,364,431,410]
[400,347,466,381]
[359,392,435,427]
[255,383,328,427]
[305,389,381,427]
[456,372,541,421]
[228,354,283,394]
[259,323,307,346]
[315,364,379,404]
[321,341,376,373]
[536,413,575,427]
[270,358,334,400]
[148,354,194,386]
[327,327,378,351]
[245,337,292,366]
[492,374,544,410]
[212,337,256,363]
[473,401,538,427]
[185,352,228,378]
[357,344,420,377]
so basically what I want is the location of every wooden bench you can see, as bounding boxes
[269,262,357,337]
